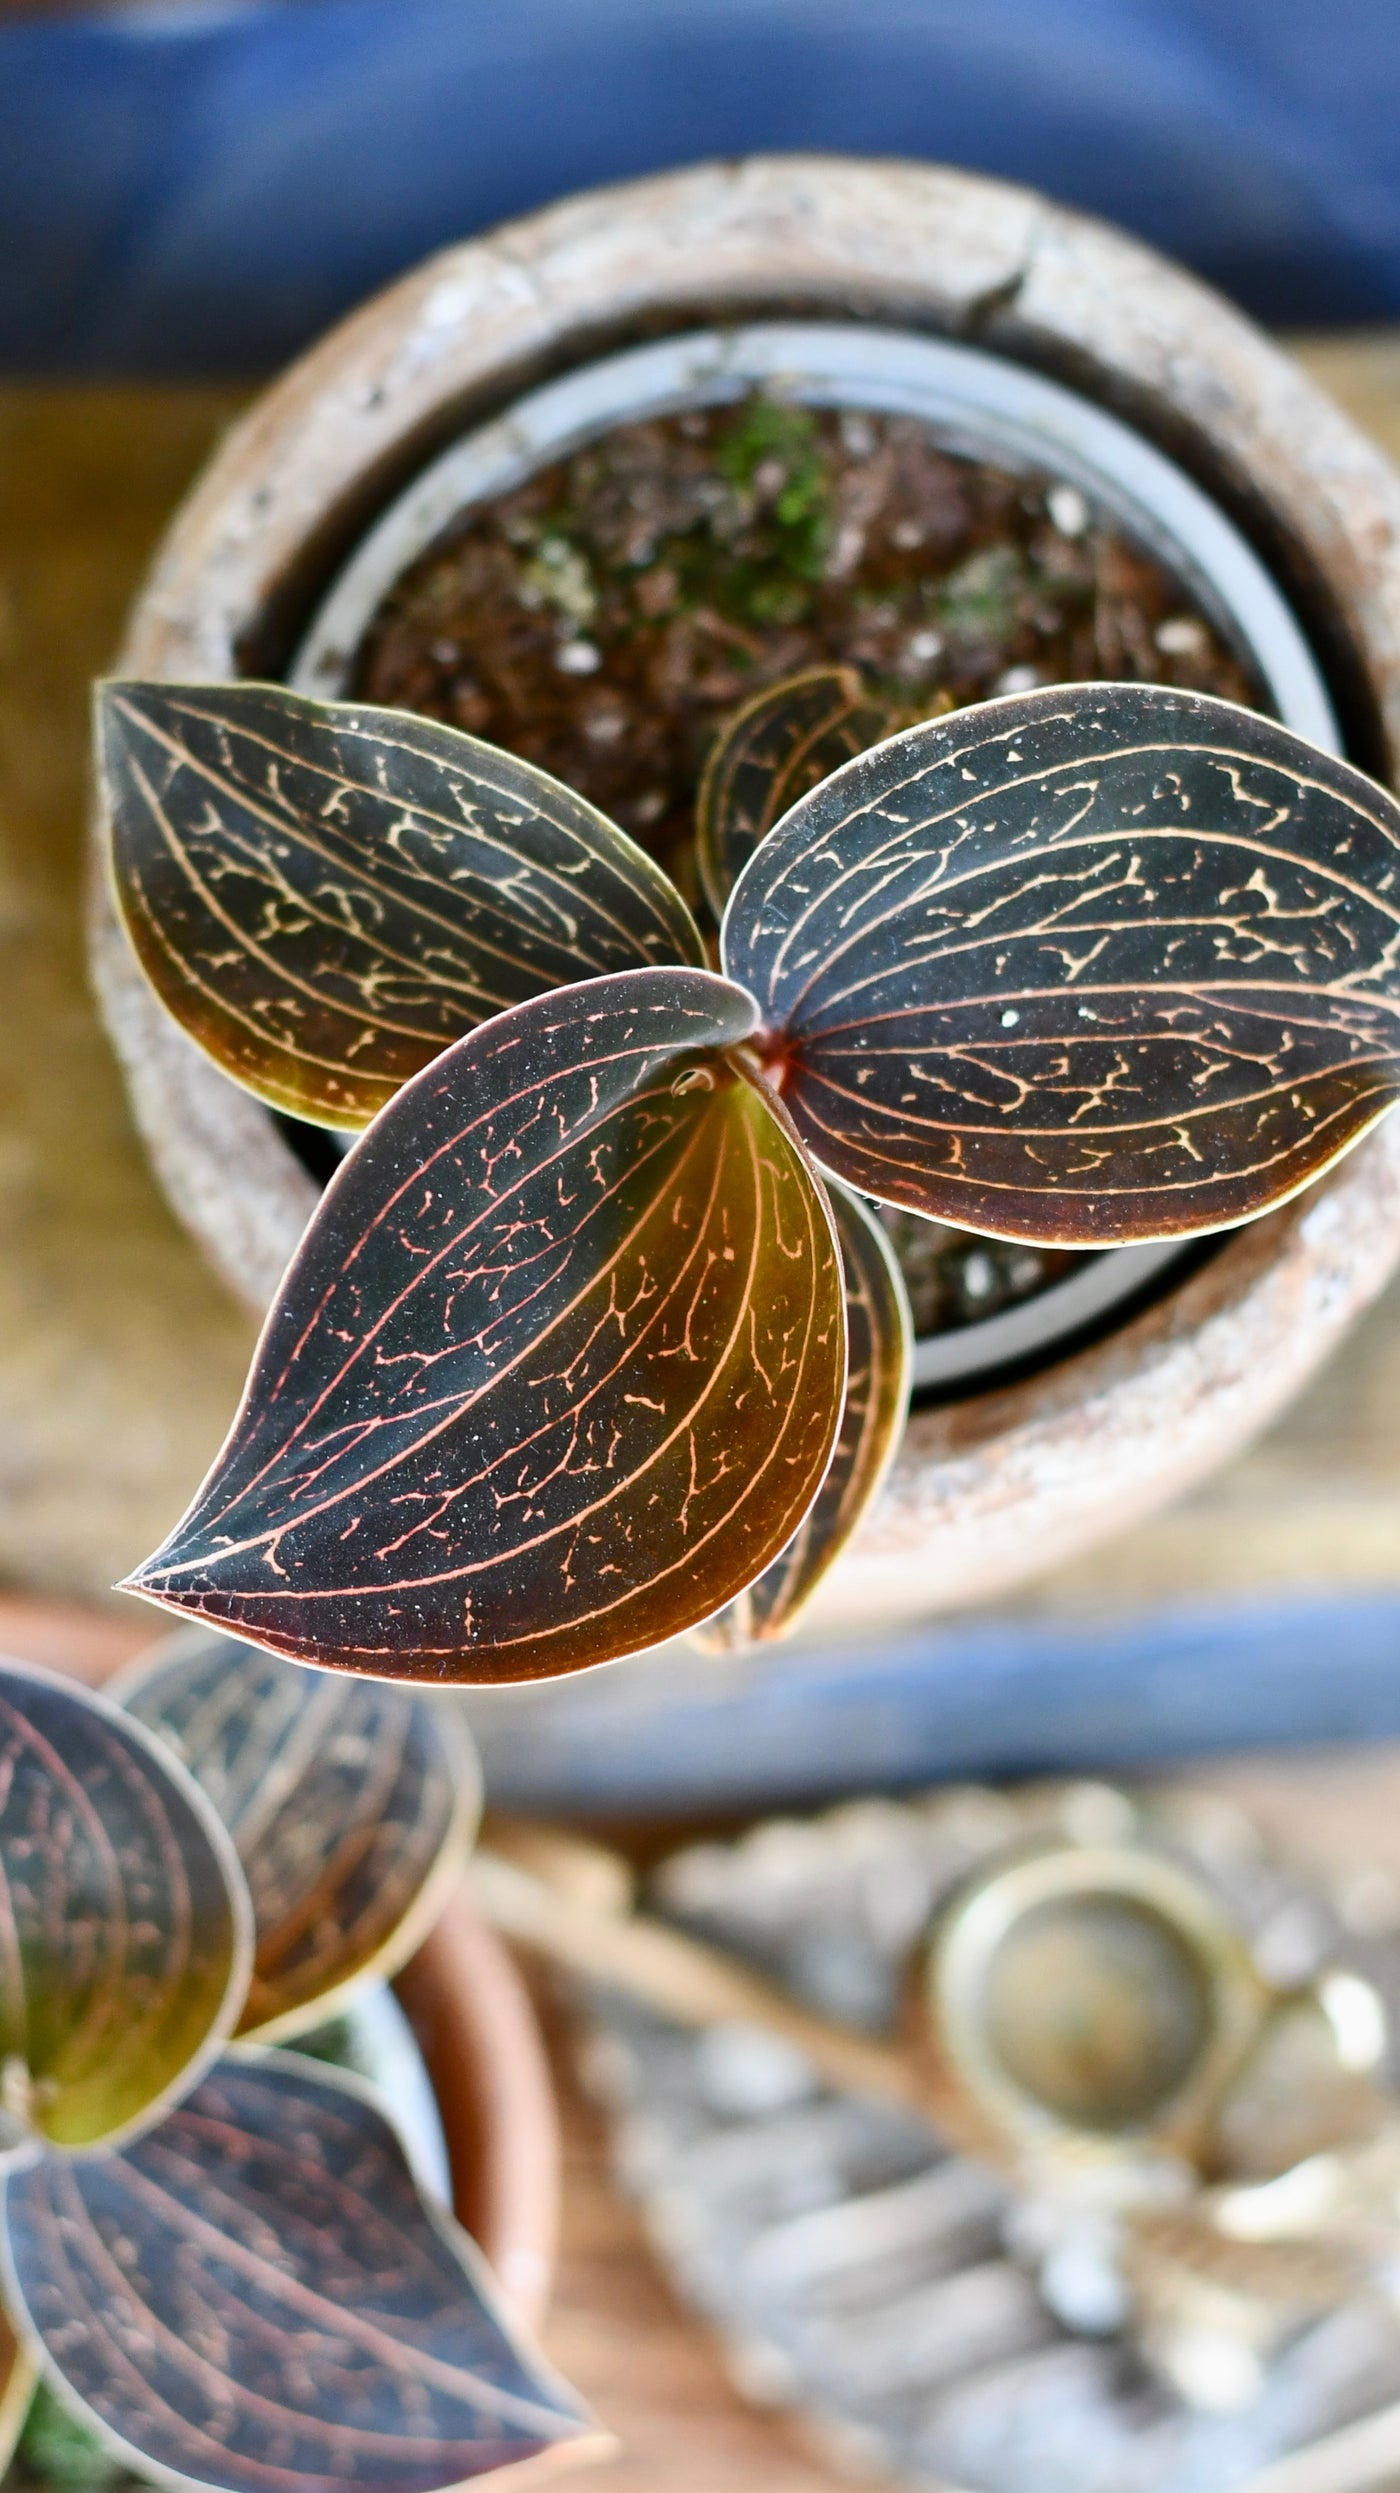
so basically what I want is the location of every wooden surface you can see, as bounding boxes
[0,386,257,1602]
[6,336,1400,2488]
[542,2010,848,2493]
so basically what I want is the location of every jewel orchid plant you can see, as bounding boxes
[0,1645,599,2493]
[97,670,1400,1681]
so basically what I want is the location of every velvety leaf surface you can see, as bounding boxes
[1,2049,602,2493]
[118,1635,480,2041]
[695,1182,912,1648]
[0,1661,249,2156]
[125,969,846,1683]
[98,679,705,1126]
[696,666,888,915]
[722,682,1400,1245]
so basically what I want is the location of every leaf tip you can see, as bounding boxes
[114,1553,197,1615]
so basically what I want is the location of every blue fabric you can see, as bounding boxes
[458,1590,1400,1817]
[1,0,1399,375]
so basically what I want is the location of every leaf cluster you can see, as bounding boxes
[98,669,1400,1682]
[0,1650,598,2493]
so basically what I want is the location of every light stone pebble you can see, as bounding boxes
[694,2021,819,2119]
[1046,483,1090,536]
[1155,614,1209,655]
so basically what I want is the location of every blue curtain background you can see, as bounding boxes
[2,0,1399,376]
[457,1589,1400,1816]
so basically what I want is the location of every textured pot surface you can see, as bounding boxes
[0,1596,560,2324]
[90,154,1400,1622]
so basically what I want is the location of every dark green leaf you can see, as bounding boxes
[696,666,888,916]
[0,1660,250,2157]
[722,682,1400,1245]
[695,1182,911,1647]
[97,679,705,1128]
[1,2049,605,2493]
[117,1634,480,2042]
[123,969,846,1683]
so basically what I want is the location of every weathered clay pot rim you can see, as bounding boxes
[0,1596,559,2327]
[290,316,1340,750]
[89,154,1400,1628]
[189,167,1396,779]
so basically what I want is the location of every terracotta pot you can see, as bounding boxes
[89,155,1400,1633]
[0,1595,559,2328]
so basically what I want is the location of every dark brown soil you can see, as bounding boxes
[875,1208,1080,1342]
[352,395,1263,1354]
[355,395,1262,918]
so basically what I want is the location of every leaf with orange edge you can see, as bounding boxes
[0,2305,36,2478]
[1,2048,606,2493]
[118,1633,481,2041]
[0,1660,250,2158]
[694,1181,911,1648]
[123,969,846,1684]
[721,682,1400,1247]
[98,679,704,1128]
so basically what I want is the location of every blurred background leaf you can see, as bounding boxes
[1,2049,605,2493]
[118,1633,480,2041]
[0,1662,249,2154]
[0,2307,37,2483]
